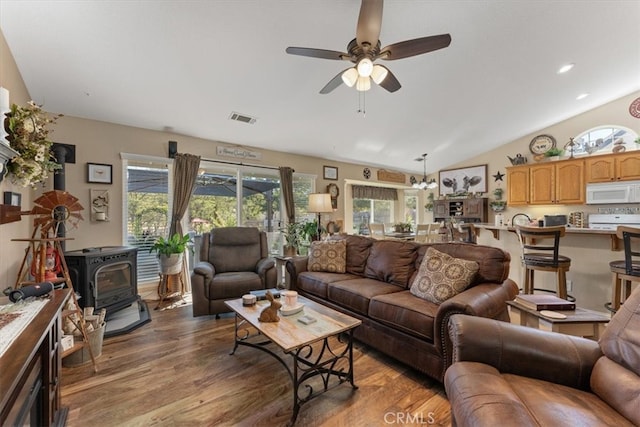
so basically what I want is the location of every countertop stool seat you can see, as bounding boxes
[607,225,640,313]
[516,225,573,301]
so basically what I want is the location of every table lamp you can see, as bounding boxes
[308,193,333,240]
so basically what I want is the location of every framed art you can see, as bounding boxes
[439,164,488,196]
[3,191,21,207]
[87,163,113,184]
[323,165,338,180]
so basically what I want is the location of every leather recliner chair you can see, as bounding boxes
[444,285,640,426]
[191,227,277,317]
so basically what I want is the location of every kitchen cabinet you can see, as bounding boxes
[506,167,529,205]
[586,152,640,183]
[433,198,488,223]
[507,159,584,205]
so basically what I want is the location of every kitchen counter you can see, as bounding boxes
[474,224,622,251]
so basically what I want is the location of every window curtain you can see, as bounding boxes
[352,185,398,201]
[169,153,201,292]
[279,166,295,223]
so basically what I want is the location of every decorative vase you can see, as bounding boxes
[158,253,184,275]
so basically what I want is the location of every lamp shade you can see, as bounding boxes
[308,193,333,213]
[341,68,358,87]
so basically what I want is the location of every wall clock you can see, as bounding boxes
[529,134,556,155]
[630,97,640,118]
[363,168,371,179]
[326,183,339,210]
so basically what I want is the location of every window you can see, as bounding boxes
[573,126,638,156]
[353,199,394,234]
[125,158,172,282]
[404,190,418,226]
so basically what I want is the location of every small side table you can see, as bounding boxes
[507,300,610,340]
[156,272,185,310]
[274,256,292,290]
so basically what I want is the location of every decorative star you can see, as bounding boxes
[493,171,505,182]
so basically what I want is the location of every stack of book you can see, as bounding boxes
[514,294,575,311]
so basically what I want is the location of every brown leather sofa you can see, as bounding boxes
[286,235,518,382]
[444,284,640,426]
[192,227,277,317]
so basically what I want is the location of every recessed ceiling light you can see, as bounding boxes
[557,63,575,74]
[576,93,589,100]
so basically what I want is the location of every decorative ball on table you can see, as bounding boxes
[258,290,281,322]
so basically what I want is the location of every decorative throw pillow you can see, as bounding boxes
[307,240,346,273]
[410,246,479,304]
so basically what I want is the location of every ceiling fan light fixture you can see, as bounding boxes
[356,76,371,92]
[356,58,374,77]
[341,68,358,87]
[371,64,388,84]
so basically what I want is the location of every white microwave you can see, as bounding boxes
[586,181,640,204]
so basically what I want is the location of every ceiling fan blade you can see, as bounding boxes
[379,34,451,60]
[356,0,383,48]
[319,69,349,94]
[286,47,348,60]
[376,66,401,92]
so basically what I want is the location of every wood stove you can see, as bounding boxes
[64,246,138,314]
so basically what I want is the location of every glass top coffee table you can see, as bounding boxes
[224,295,361,426]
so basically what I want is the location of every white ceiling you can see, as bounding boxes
[1,1,639,175]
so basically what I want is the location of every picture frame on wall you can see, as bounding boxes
[323,165,338,180]
[87,163,113,184]
[3,191,21,207]
[439,164,488,197]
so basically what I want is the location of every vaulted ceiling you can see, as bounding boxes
[1,1,639,175]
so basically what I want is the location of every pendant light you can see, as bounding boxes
[412,153,438,190]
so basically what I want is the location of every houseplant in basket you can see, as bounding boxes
[149,233,193,274]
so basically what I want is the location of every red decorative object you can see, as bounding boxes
[630,97,640,119]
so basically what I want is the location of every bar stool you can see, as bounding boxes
[515,225,573,300]
[606,225,640,313]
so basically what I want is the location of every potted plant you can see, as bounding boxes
[281,222,301,257]
[490,200,507,212]
[393,221,413,233]
[492,188,504,201]
[544,147,564,161]
[425,192,435,211]
[149,232,193,275]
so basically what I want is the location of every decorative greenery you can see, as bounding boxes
[635,137,640,144]
[492,188,504,200]
[148,233,193,256]
[490,200,507,212]
[281,222,302,248]
[394,221,413,233]
[544,147,564,157]
[425,192,435,211]
[4,101,62,187]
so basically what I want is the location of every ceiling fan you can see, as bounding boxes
[285,0,451,94]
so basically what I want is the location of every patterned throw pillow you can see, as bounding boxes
[307,240,347,273]
[410,246,479,304]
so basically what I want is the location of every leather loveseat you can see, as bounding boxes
[444,284,640,426]
[192,227,277,317]
[286,234,518,382]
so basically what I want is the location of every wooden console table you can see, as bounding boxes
[1,289,70,426]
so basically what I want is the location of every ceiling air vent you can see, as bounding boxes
[229,111,257,125]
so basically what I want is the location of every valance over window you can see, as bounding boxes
[352,185,398,201]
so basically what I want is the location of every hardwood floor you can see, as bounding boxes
[61,294,452,426]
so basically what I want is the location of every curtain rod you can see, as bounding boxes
[200,157,283,171]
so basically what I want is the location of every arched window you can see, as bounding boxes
[572,125,638,156]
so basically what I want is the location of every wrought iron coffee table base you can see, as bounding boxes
[230,316,358,426]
